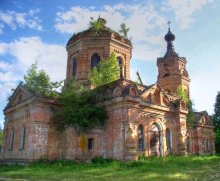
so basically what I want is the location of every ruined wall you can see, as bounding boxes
[1,99,60,162]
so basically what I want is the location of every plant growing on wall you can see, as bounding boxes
[53,80,107,133]
[89,17,106,35]
[177,85,194,127]
[0,126,3,148]
[88,53,120,87]
[213,91,220,153]
[24,62,62,97]
[119,23,130,39]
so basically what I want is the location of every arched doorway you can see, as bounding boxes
[150,123,162,156]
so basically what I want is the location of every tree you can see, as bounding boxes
[213,91,220,153]
[177,85,194,127]
[88,53,120,87]
[24,62,62,97]
[0,126,3,149]
[54,80,107,133]
[119,23,130,39]
[89,17,106,35]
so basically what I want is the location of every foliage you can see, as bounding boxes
[177,85,195,127]
[187,100,195,127]
[24,62,62,97]
[91,156,113,164]
[54,80,107,133]
[89,17,106,35]
[213,91,220,153]
[0,126,3,148]
[119,23,130,39]
[88,53,120,87]
[177,85,188,102]
[0,156,220,180]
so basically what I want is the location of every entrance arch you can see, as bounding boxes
[150,122,163,156]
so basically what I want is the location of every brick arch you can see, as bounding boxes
[149,121,163,156]
[90,53,101,69]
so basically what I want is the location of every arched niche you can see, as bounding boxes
[150,122,163,156]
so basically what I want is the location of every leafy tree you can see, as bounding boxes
[119,23,130,39]
[24,62,62,97]
[213,91,220,153]
[54,80,107,133]
[0,126,3,149]
[177,85,188,102]
[177,85,194,127]
[88,53,120,87]
[89,17,106,35]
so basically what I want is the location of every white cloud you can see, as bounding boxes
[165,0,212,29]
[191,64,220,114]
[55,3,167,61]
[0,61,13,72]
[0,82,17,103]
[0,9,42,33]
[0,37,67,101]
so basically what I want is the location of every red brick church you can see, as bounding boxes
[0,20,215,163]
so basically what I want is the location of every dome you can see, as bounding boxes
[164,28,175,42]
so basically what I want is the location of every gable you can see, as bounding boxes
[5,84,34,110]
[140,85,173,107]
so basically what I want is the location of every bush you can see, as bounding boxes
[91,156,113,164]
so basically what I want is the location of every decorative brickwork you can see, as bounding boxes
[0,26,215,163]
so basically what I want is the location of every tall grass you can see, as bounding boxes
[0,155,219,181]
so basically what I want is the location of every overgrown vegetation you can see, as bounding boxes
[24,61,62,97]
[119,23,130,39]
[89,17,106,35]
[53,53,121,132]
[88,53,120,87]
[53,80,107,133]
[0,156,219,180]
[0,126,3,149]
[213,91,220,153]
[177,85,195,127]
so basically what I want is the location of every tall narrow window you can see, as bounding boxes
[72,58,77,76]
[19,126,26,150]
[9,129,15,150]
[91,53,100,69]
[117,57,123,78]
[138,125,144,150]
[166,128,172,151]
[88,138,94,150]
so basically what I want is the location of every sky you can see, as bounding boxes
[0,0,220,127]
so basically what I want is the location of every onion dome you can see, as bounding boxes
[164,27,178,58]
[165,28,175,42]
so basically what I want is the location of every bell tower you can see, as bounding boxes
[157,25,190,98]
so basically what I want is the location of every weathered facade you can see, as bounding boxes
[0,23,215,163]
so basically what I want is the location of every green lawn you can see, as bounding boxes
[0,156,220,181]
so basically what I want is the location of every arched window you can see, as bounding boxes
[9,129,15,150]
[166,128,172,151]
[91,53,100,69]
[19,126,26,150]
[163,72,170,78]
[117,57,123,78]
[72,58,77,76]
[138,125,144,150]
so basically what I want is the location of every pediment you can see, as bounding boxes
[140,85,173,107]
[5,84,34,110]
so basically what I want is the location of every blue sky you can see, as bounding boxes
[0,0,220,127]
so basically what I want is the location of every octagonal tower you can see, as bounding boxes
[65,19,132,87]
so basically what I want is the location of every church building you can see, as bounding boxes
[0,19,215,163]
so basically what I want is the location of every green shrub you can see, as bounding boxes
[91,156,113,164]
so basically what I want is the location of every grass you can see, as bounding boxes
[0,155,220,181]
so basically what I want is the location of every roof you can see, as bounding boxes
[66,26,132,47]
